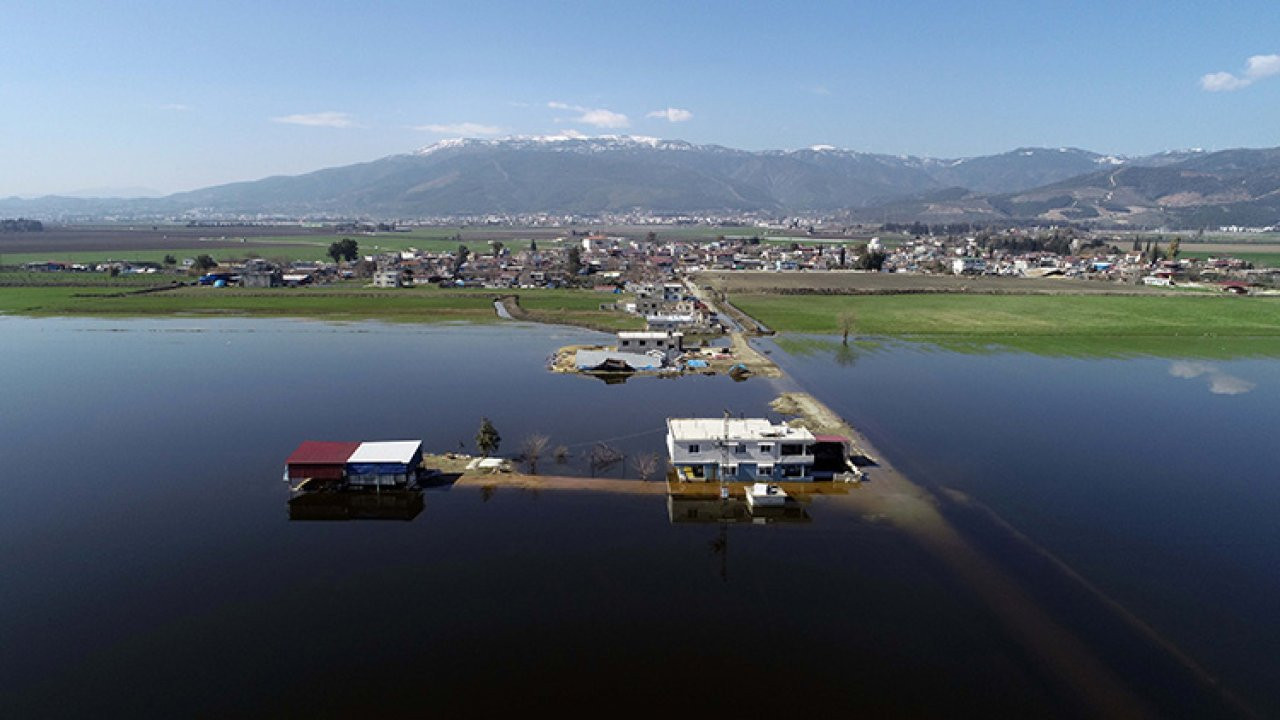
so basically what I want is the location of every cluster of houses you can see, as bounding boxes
[16,225,1277,292]
[284,416,853,491]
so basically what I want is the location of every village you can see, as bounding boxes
[17,225,1280,293]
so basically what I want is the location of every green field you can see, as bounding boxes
[1180,250,1280,268]
[0,232,551,267]
[736,293,1280,357]
[0,280,641,331]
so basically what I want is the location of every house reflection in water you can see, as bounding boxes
[288,489,424,522]
[666,494,810,524]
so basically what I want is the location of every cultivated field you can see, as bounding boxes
[734,293,1280,338]
[0,224,786,266]
[0,276,640,330]
[698,271,1168,295]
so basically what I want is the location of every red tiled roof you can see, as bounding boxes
[814,434,849,444]
[286,441,360,465]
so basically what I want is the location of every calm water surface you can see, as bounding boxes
[765,335,1280,718]
[1,317,1270,717]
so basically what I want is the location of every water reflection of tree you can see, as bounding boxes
[709,524,729,582]
[834,341,858,367]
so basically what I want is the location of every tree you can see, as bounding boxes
[529,239,538,252]
[476,417,501,456]
[520,434,550,475]
[192,254,217,272]
[162,254,177,266]
[838,310,857,345]
[566,246,582,276]
[633,452,661,482]
[490,240,505,256]
[327,238,359,265]
[453,244,470,275]
[1168,236,1181,259]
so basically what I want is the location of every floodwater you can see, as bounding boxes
[764,335,1280,718]
[0,317,1269,717]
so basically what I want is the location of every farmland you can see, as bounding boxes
[0,276,641,330]
[733,293,1280,336]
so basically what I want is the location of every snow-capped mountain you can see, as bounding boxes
[4,136,1272,226]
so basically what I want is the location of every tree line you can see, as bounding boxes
[1,218,44,232]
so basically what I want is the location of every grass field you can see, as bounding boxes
[0,279,641,330]
[1181,250,1280,268]
[0,233,550,266]
[735,293,1280,338]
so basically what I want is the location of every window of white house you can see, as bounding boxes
[687,444,700,453]
[735,443,748,454]
[759,444,773,453]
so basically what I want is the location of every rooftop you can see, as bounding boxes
[667,418,815,443]
[286,441,361,465]
[617,330,683,339]
[347,440,423,465]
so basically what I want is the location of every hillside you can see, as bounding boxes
[3,136,1277,226]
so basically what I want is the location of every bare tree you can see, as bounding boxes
[520,434,550,475]
[553,445,570,464]
[838,310,857,345]
[588,443,624,477]
[633,452,661,482]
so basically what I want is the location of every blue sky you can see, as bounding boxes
[3,0,1279,196]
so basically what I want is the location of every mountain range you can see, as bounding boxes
[5,136,1279,227]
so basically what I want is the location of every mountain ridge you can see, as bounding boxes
[3,135,1275,227]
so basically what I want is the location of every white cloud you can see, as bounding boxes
[159,103,190,111]
[271,111,356,128]
[809,85,832,96]
[412,122,503,136]
[547,101,629,128]
[1168,361,1255,395]
[1200,53,1280,91]
[646,107,693,123]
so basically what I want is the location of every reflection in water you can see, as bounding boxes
[666,494,810,524]
[288,489,425,521]
[1168,361,1256,395]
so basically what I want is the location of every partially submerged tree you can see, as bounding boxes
[520,434,550,475]
[633,452,661,482]
[475,417,501,456]
[838,310,857,345]
[588,442,624,476]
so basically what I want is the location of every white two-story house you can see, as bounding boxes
[666,418,816,482]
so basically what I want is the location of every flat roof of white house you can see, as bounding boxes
[618,330,683,339]
[667,418,815,443]
[348,440,422,464]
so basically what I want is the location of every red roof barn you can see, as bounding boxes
[285,441,360,480]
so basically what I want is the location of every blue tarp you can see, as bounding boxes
[347,463,410,475]
[687,359,708,368]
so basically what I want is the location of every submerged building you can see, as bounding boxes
[666,418,816,482]
[285,440,423,487]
